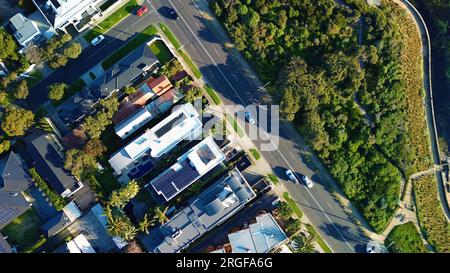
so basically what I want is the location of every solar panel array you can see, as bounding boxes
[151,160,200,201]
[128,160,155,180]
[154,112,186,138]
[0,207,25,227]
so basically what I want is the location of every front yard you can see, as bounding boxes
[101,24,158,70]
[84,0,140,42]
[1,209,43,251]
[149,40,173,64]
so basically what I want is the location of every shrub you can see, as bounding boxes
[385,222,427,253]
[284,217,301,234]
[29,168,67,211]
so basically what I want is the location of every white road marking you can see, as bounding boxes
[167,0,356,252]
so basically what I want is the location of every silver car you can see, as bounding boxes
[301,175,314,188]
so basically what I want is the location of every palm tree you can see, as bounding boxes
[109,190,125,209]
[292,234,315,253]
[153,206,169,225]
[138,213,152,234]
[122,223,137,241]
[108,180,140,209]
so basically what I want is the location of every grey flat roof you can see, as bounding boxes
[9,13,40,45]
[142,169,256,253]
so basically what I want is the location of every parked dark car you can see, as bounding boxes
[168,7,179,20]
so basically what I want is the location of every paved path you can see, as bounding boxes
[394,0,450,222]
[22,0,375,252]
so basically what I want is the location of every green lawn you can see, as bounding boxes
[149,40,173,64]
[102,24,158,70]
[158,23,202,79]
[267,173,280,185]
[226,114,244,137]
[95,167,121,195]
[204,85,222,105]
[178,49,202,79]
[84,0,139,42]
[305,223,333,253]
[283,192,303,219]
[1,209,43,251]
[385,222,427,253]
[249,148,261,160]
[159,23,181,49]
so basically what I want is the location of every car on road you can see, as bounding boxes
[245,111,256,125]
[168,7,179,20]
[90,35,105,46]
[137,6,148,16]
[301,175,314,188]
[285,169,299,183]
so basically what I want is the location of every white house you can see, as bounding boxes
[33,0,102,32]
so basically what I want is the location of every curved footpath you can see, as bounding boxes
[394,0,450,221]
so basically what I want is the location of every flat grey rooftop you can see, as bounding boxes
[141,169,256,253]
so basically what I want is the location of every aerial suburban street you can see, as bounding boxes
[20,0,371,252]
[146,0,370,252]
[0,0,447,257]
[0,0,442,253]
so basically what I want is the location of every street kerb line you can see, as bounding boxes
[167,0,355,252]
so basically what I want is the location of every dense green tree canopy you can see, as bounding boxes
[1,106,35,137]
[211,0,426,231]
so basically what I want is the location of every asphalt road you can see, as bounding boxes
[147,0,370,252]
[23,0,370,252]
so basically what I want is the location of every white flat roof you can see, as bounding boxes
[63,201,81,222]
[66,240,81,253]
[68,234,96,253]
[186,136,225,175]
[228,213,287,253]
[115,107,153,139]
[49,0,98,29]
[108,103,202,174]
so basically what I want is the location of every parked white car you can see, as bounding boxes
[285,169,299,183]
[91,35,105,46]
[301,175,314,188]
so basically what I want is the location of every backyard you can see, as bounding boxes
[1,209,43,251]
